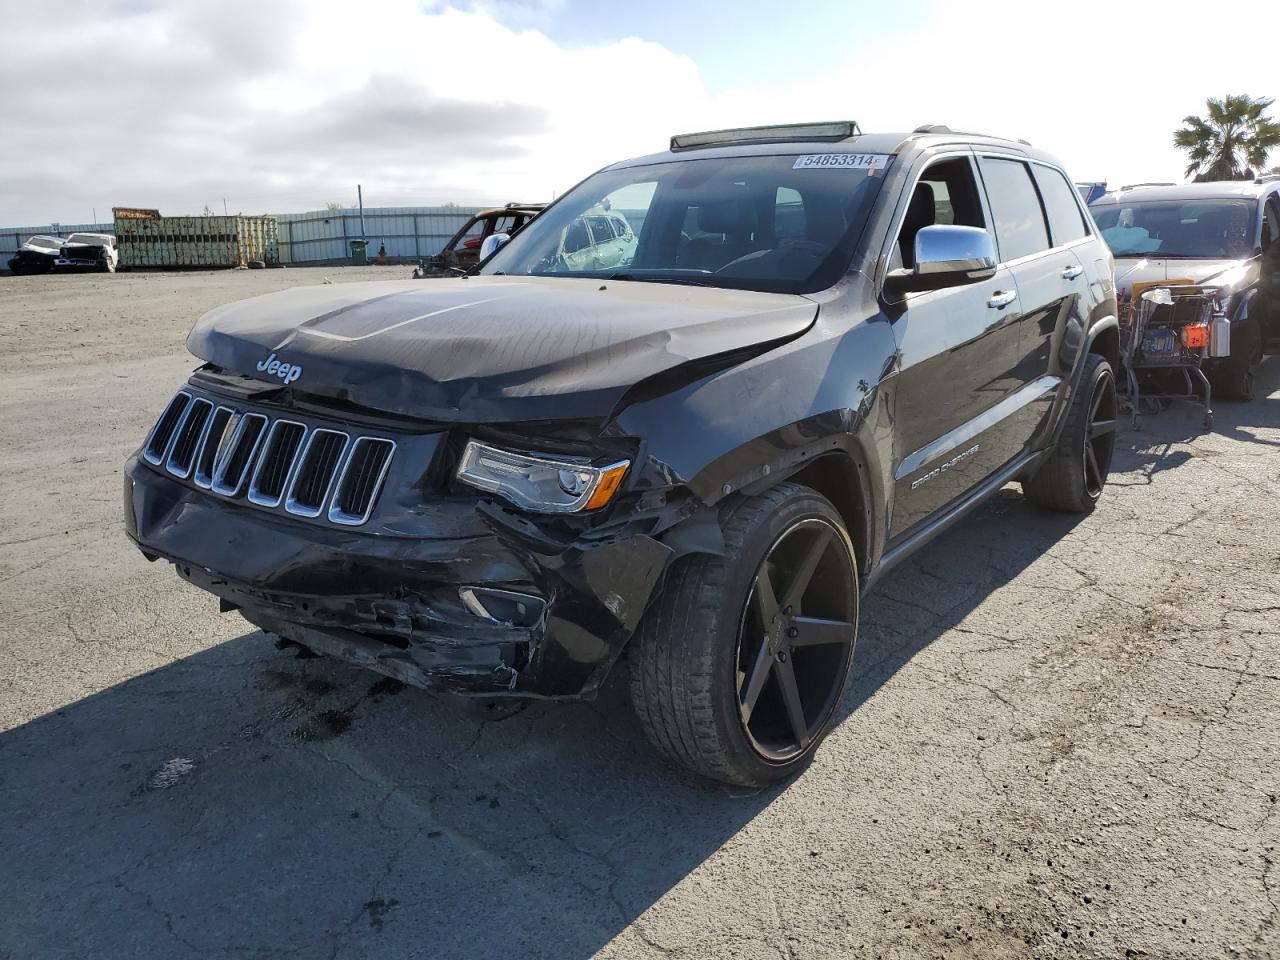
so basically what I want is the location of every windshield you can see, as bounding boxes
[481,152,890,294]
[66,233,109,245]
[1092,199,1255,259]
[25,236,62,251]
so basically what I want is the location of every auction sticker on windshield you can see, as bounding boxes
[792,153,892,170]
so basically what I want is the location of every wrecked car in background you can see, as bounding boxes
[6,235,66,275]
[55,232,118,273]
[412,202,543,277]
[125,121,1118,785]
[550,207,637,272]
[1091,178,1280,399]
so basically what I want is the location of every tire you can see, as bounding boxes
[1022,354,1118,513]
[1212,318,1261,401]
[629,482,859,786]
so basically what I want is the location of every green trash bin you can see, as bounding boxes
[349,239,368,264]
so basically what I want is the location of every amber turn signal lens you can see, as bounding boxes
[585,462,629,510]
[1181,323,1209,349]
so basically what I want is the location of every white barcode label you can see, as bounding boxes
[792,153,890,170]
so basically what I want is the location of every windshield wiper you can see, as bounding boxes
[606,271,716,287]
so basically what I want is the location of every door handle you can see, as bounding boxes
[1061,265,1084,280]
[987,290,1018,308]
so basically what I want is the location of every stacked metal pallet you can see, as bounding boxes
[113,207,279,269]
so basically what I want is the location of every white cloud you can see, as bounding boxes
[0,0,708,222]
[1,0,1276,225]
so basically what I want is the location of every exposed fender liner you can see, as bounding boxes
[657,506,728,558]
[865,447,1045,592]
[656,443,878,580]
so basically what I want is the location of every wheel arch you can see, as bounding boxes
[768,451,873,578]
[1088,319,1120,373]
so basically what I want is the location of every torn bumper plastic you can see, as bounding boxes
[123,456,672,698]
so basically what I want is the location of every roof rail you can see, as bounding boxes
[670,121,859,151]
[1119,182,1177,191]
[911,124,1030,146]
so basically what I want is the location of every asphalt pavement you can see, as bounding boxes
[1,268,1278,959]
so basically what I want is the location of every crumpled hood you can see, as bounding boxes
[187,275,817,422]
[1114,257,1242,296]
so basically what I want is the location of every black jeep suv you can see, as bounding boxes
[125,122,1119,786]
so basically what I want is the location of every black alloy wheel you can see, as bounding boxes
[1083,365,1118,500]
[629,483,859,785]
[1023,354,1118,513]
[735,517,857,763]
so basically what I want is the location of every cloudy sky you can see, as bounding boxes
[2,0,1278,227]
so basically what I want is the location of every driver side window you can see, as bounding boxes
[894,157,987,269]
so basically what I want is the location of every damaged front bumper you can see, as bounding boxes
[123,457,672,698]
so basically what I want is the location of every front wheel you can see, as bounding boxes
[629,482,859,786]
[1022,354,1118,513]
[1212,318,1262,401]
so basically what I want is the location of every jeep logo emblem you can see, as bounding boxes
[256,352,302,385]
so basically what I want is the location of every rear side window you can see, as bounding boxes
[1032,165,1090,246]
[587,216,615,241]
[979,157,1051,262]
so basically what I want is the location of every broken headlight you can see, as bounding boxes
[455,440,629,513]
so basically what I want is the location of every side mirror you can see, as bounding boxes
[479,233,510,260]
[885,225,998,296]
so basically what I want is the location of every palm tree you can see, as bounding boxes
[1174,95,1280,181]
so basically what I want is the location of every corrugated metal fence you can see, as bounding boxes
[276,207,482,264]
[2,206,483,267]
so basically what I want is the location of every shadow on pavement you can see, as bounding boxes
[1115,357,1280,487]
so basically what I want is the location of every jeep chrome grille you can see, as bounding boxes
[330,438,395,525]
[193,407,233,488]
[165,398,213,478]
[286,430,348,517]
[248,420,306,507]
[211,413,268,496]
[143,392,192,464]
[142,392,396,526]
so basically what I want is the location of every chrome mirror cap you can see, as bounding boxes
[913,225,998,278]
[885,225,999,298]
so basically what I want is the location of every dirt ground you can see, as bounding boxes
[1,267,1278,960]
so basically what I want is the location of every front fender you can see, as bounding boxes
[615,308,897,568]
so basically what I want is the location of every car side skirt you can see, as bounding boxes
[863,447,1045,593]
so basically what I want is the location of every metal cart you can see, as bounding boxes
[1118,283,1229,431]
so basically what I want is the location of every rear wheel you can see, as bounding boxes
[630,482,858,786]
[1022,354,1118,512]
